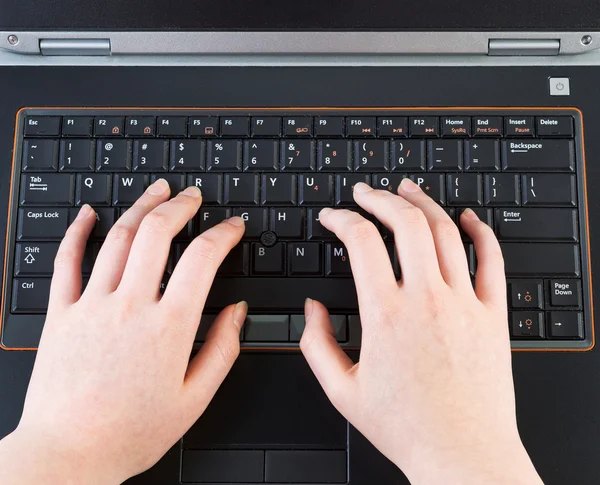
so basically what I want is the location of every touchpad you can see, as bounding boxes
[183,354,348,449]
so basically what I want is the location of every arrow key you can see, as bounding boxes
[548,312,584,339]
[510,311,545,339]
[509,280,543,309]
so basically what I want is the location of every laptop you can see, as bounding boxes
[0,1,598,483]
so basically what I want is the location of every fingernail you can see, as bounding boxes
[319,207,333,219]
[75,204,92,220]
[226,216,245,227]
[232,301,248,331]
[147,178,169,195]
[305,298,314,320]
[353,182,372,194]
[399,178,420,192]
[181,186,202,198]
[462,208,480,221]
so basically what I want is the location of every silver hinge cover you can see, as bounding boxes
[488,39,561,56]
[39,39,111,56]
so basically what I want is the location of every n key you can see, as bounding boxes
[289,243,322,275]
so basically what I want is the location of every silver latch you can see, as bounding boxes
[488,39,560,56]
[39,39,111,56]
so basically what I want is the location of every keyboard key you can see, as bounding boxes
[427,140,462,171]
[314,117,345,137]
[86,207,116,239]
[157,117,187,137]
[410,174,445,204]
[472,116,503,137]
[112,174,148,206]
[290,315,348,342]
[181,450,264,484]
[521,174,577,207]
[11,278,51,313]
[125,116,155,137]
[261,174,297,205]
[76,174,111,206]
[501,243,580,277]
[189,116,219,137]
[495,208,578,242]
[234,208,267,239]
[510,311,545,338]
[505,116,535,137]
[378,117,408,137]
[199,208,231,232]
[265,450,347,484]
[221,117,250,137]
[251,117,281,137]
[447,174,483,206]
[550,280,581,307]
[337,174,371,206]
[150,173,185,196]
[548,312,584,339]
[410,117,439,137]
[270,208,304,239]
[464,140,500,172]
[346,117,376,137]
[441,117,470,137]
[326,243,351,275]
[298,174,333,206]
[20,173,74,206]
[15,242,59,276]
[25,116,61,137]
[170,140,204,171]
[243,140,279,171]
[96,140,131,171]
[284,117,313,137]
[17,208,69,241]
[307,208,336,240]
[458,208,493,237]
[224,174,259,205]
[206,140,242,171]
[132,140,168,172]
[509,280,543,309]
[187,174,222,205]
[354,140,389,171]
[195,314,217,342]
[94,117,124,137]
[484,174,520,206]
[252,243,285,275]
[502,140,575,172]
[371,174,403,194]
[391,140,425,172]
[59,140,95,171]
[218,243,249,276]
[281,140,315,171]
[289,243,322,275]
[22,139,58,171]
[317,140,352,171]
[244,315,289,342]
[62,117,93,137]
[536,116,574,137]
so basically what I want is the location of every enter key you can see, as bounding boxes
[495,208,578,242]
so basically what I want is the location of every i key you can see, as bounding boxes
[336,174,371,206]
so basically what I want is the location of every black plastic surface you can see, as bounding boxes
[0,66,599,485]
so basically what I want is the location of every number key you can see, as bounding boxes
[96,140,131,171]
[281,140,315,171]
[354,140,389,171]
[391,140,425,171]
[317,140,351,171]
[206,140,242,171]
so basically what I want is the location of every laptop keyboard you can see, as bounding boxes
[1,108,593,351]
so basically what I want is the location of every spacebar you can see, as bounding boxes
[206,278,358,311]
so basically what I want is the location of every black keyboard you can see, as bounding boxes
[1,108,593,351]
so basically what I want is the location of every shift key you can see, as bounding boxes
[501,243,580,277]
[20,173,74,206]
[495,208,578,242]
[15,243,59,276]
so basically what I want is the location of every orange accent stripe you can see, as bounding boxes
[1,106,594,353]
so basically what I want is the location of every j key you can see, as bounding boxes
[224,174,260,205]
[484,174,520,206]
[410,174,445,204]
[447,174,483,206]
[12,278,51,313]
[509,280,543,309]
[59,140,95,171]
[378,117,408,137]
[187,174,222,205]
[317,140,352,171]
[207,140,242,171]
[261,174,297,205]
[218,243,250,276]
[170,140,204,172]
[284,117,313,137]
[441,117,470,137]
[96,140,131,171]
[199,208,232,233]
[62,117,93,137]
[510,312,545,338]
[298,174,334,206]
[307,208,336,240]
[537,117,574,137]
[125,116,155,137]
[464,140,500,172]
[270,208,304,239]
[346,117,376,137]
[354,140,389,171]
[20,173,74,206]
[326,243,352,276]
[314,117,345,137]
[337,174,371,206]
[23,139,58,171]
[157,117,187,137]
[15,242,59,276]
[289,243,322,275]
[427,140,462,171]
[495,208,578,242]
[505,117,535,137]
[548,312,584,339]
[94,117,124,137]
[112,174,148,206]
[391,140,425,172]
[410,117,439,137]
[372,173,403,194]
[281,140,315,171]
[69,207,116,239]
[550,280,581,307]
[76,173,111,206]
[133,140,168,172]
[151,173,185,196]
[25,116,60,137]
[386,242,401,278]
[189,117,219,137]
[501,243,580,277]
[220,117,250,137]
[473,116,503,137]
[234,208,268,239]
[251,117,281,137]
[521,174,577,207]
[243,140,279,171]
[17,208,69,240]
[253,243,285,275]
[502,140,574,172]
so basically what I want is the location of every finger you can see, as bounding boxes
[162,217,245,328]
[48,205,96,308]
[183,301,247,406]
[118,186,202,296]
[395,178,471,288]
[300,299,355,415]
[460,209,506,307]
[351,182,442,286]
[318,208,397,308]
[86,178,170,293]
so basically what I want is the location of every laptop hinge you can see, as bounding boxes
[39,39,111,56]
[488,39,561,56]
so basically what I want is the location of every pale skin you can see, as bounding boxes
[0,177,544,485]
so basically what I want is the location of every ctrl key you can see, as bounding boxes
[12,278,51,313]
[510,311,545,339]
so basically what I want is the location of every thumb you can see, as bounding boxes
[300,298,356,412]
